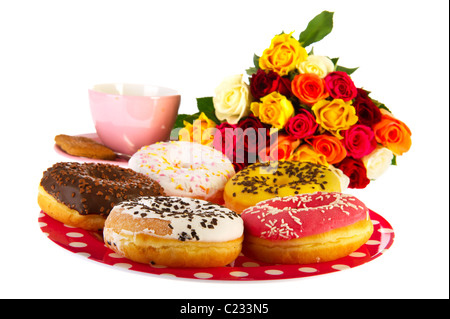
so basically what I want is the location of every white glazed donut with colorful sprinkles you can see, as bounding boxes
[103,196,244,267]
[128,141,235,204]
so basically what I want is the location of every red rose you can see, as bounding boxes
[277,76,293,98]
[353,88,382,127]
[341,124,377,158]
[284,109,318,139]
[250,69,280,99]
[335,157,370,189]
[324,71,357,101]
[213,122,237,162]
[213,116,271,171]
[237,114,270,156]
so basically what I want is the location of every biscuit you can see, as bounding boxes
[55,134,116,160]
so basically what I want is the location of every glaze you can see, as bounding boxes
[241,192,369,240]
[128,141,235,202]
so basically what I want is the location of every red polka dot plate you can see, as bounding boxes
[38,210,394,281]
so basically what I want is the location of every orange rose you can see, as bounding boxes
[305,134,347,164]
[289,144,328,166]
[258,134,300,162]
[291,73,329,106]
[373,110,412,155]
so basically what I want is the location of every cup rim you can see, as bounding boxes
[88,83,180,98]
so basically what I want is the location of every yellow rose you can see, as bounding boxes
[312,99,358,138]
[259,32,308,76]
[250,92,294,129]
[178,112,217,146]
[289,144,328,166]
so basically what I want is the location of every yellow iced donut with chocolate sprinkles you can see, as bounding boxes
[224,161,349,213]
[128,141,235,204]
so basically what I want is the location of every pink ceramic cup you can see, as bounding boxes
[88,83,181,155]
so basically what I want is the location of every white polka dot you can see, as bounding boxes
[64,224,76,228]
[366,240,381,245]
[108,252,123,258]
[378,228,394,234]
[150,263,167,268]
[265,269,283,275]
[298,267,318,273]
[76,252,91,258]
[349,252,367,258]
[69,242,87,248]
[332,264,351,271]
[230,271,249,278]
[242,262,260,267]
[39,222,47,228]
[371,219,380,225]
[66,232,84,238]
[159,273,177,278]
[194,272,213,279]
[114,263,133,269]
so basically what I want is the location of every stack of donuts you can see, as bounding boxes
[39,140,373,268]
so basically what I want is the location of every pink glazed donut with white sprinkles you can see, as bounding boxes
[240,192,374,264]
[128,141,235,205]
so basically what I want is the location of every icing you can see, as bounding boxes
[225,161,347,210]
[40,162,163,216]
[128,141,235,201]
[241,192,369,240]
[109,196,243,242]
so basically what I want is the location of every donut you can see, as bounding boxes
[55,134,117,160]
[240,192,374,264]
[128,141,235,205]
[103,196,244,267]
[224,161,349,214]
[38,162,164,231]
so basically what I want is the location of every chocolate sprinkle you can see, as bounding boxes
[230,161,334,195]
[40,162,164,216]
[116,196,241,242]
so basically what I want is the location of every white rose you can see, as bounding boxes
[213,74,252,124]
[297,55,335,78]
[329,165,350,191]
[362,146,394,180]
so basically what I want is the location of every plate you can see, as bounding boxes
[38,209,394,281]
[54,133,129,166]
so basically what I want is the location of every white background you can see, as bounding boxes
[1,0,448,299]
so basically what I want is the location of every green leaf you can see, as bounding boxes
[336,65,359,75]
[246,67,258,76]
[173,113,195,129]
[331,57,339,67]
[196,96,220,124]
[371,98,392,113]
[299,11,334,47]
[196,96,214,113]
[253,54,260,68]
[246,54,261,76]
[391,154,397,166]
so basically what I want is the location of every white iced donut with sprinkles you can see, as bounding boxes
[240,192,374,264]
[104,196,244,268]
[128,141,235,204]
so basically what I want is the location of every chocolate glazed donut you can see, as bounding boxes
[38,162,164,231]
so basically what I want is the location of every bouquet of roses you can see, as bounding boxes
[173,11,411,189]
